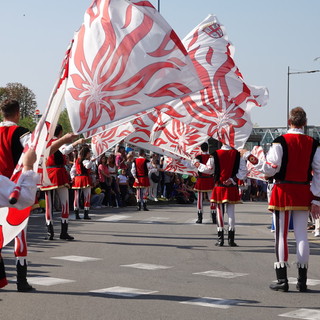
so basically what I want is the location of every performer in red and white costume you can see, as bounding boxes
[0,147,38,290]
[41,124,84,241]
[72,146,94,219]
[131,149,150,211]
[194,144,247,247]
[193,142,215,224]
[241,107,320,292]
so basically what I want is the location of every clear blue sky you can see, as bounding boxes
[1,0,320,127]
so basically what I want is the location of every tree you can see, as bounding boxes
[0,82,37,118]
[58,108,73,134]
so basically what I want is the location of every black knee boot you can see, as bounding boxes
[269,265,289,292]
[60,221,75,240]
[46,222,54,240]
[296,265,308,292]
[215,230,224,246]
[143,202,149,211]
[0,255,8,289]
[196,211,203,224]
[16,260,34,292]
[211,210,216,224]
[228,229,238,247]
[84,209,91,220]
[137,202,142,211]
[74,209,81,220]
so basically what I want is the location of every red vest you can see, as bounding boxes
[0,126,19,178]
[134,158,148,177]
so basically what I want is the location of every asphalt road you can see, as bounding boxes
[1,201,320,320]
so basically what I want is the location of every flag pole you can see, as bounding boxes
[157,0,160,12]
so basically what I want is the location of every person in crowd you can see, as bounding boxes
[194,144,247,247]
[193,142,216,224]
[148,153,160,201]
[72,146,95,220]
[163,171,174,200]
[115,145,127,170]
[240,107,320,292]
[90,185,105,209]
[131,149,150,211]
[107,153,122,208]
[118,168,129,206]
[172,175,195,204]
[41,124,84,241]
[98,155,111,207]
[0,148,38,291]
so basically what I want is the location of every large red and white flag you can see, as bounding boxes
[157,15,269,149]
[65,0,202,135]
[0,43,72,249]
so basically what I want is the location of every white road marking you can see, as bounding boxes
[279,308,320,319]
[27,277,75,286]
[180,297,243,309]
[98,215,130,222]
[193,270,248,279]
[90,286,158,297]
[51,255,102,262]
[121,263,173,270]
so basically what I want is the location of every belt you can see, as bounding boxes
[47,165,64,168]
[216,183,237,188]
[274,180,310,185]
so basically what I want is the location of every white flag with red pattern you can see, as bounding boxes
[157,15,268,149]
[65,0,202,135]
[0,42,72,249]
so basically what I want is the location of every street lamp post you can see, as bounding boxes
[287,66,320,129]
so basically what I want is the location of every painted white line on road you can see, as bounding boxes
[90,286,158,297]
[287,277,320,286]
[27,277,75,286]
[121,263,173,270]
[51,255,102,262]
[186,218,212,224]
[98,215,130,222]
[180,297,241,309]
[279,308,320,319]
[193,270,248,279]
[140,217,171,224]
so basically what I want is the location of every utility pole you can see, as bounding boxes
[286,66,320,129]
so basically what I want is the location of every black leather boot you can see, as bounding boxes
[228,229,238,247]
[143,202,149,211]
[196,211,203,224]
[215,230,224,246]
[137,202,142,211]
[296,266,308,292]
[83,209,91,220]
[211,210,216,224]
[74,209,81,220]
[0,255,8,289]
[46,222,54,240]
[269,266,289,292]
[16,260,34,292]
[60,221,75,240]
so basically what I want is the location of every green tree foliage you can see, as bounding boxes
[0,82,37,119]
[58,108,73,134]
[18,116,36,132]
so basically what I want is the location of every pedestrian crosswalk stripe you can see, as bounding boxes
[27,277,75,286]
[98,215,130,222]
[51,255,102,262]
[193,270,248,279]
[90,286,158,297]
[180,297,243,309]
[121,263,173,270]
[279,308,320,319]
